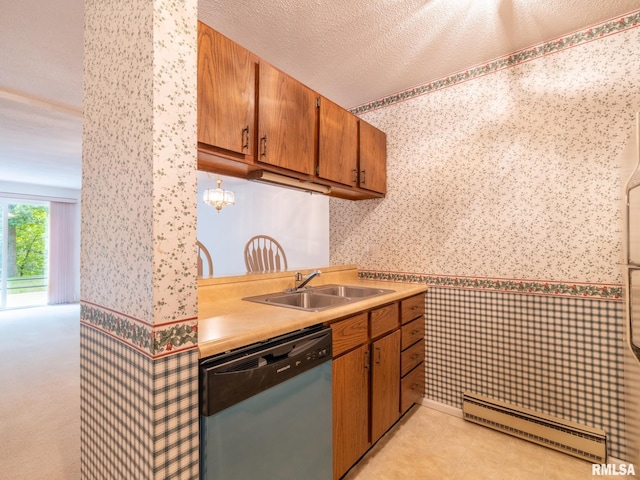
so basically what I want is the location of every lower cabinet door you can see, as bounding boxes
[333,344,370,480]
[401,362,425,414]
[371,330,401,443]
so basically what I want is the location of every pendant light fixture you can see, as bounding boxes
[203,177,235,212]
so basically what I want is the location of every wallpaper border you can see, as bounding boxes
[80,301,198,358]
[358,270,623,301]
[351,9,640,115]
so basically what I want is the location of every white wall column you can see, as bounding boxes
[80,0,198,477]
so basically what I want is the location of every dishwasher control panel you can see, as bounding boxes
[305,346,330,362]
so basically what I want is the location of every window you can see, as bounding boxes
[0,200,49,309]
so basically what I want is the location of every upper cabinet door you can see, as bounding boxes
[359,120,387,194]
[257,61,316,176]
[317,96,358,187]
[197,22,255,158]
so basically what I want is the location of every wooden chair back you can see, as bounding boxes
[244,235,288,273]
[197,240,213,277]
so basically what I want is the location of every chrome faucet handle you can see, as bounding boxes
[286,272,304,292]
[289,270,322,291]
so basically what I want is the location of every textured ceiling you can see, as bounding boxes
[198,0,640,108]
[2,0,640,190]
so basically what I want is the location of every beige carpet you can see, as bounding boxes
[0,304,80,480]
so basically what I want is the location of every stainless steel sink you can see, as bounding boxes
[264,292,350,310]
[243,284,395,312]
[311,285,391,298]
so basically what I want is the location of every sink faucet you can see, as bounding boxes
[292,270,322,291]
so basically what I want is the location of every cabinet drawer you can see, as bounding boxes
[401,340,424,377]
[401,294,425,325]
[400,362,425,414]
[401,317,424,350]
[370,303,398,339]
[330,313,368,357]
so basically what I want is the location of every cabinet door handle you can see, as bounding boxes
[361,169,366,185]
[375,347,381,365]
[242,126,249,150]
[260,135,267,157]
[352,168,358,183]
[411,353,420,360]
[411,383,420,390]
[364,350,370,370]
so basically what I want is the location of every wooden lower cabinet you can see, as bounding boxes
[331,294,425,479]
[401,362,425,414]
[401,317,425,350]
[371,330,401,443]
[399,294,426,415]
[400,339,424,377]
[333,344,370,480]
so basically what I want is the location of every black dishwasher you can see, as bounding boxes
[199,324,332,480]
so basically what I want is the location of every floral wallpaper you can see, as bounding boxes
[351,11,640,116]
[82,0,155,322]
[82,0,197,325]
[151,0,199,323]
[331,12,640,286]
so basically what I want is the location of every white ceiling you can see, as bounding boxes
[2,0,639,191]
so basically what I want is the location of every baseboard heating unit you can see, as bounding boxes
[462,392,607,463]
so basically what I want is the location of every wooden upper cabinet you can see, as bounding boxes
[317,96,358,186]
[359,119,387,194]
[257,61,316,176]
[197,22,255,160]
[196,22,388,199]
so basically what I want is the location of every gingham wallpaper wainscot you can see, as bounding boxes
[80,326,199,480]
[358,271,628,458]
[79,302,199,478]
[425,286,626,459]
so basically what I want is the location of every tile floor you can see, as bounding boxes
[343,405,603,480]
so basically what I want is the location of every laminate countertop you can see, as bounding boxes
[198,265,427,358]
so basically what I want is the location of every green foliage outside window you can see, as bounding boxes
[7,204,48,278]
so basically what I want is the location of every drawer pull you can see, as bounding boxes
[411,383,420,390]
[411,353,420,360]
[411,329,421,335]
